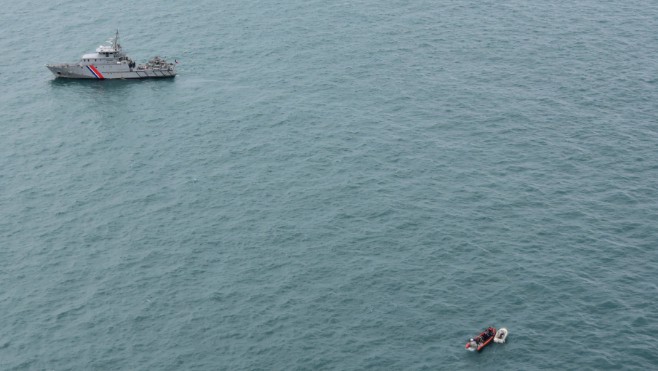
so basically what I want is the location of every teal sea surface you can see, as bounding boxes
[1,0,658,369]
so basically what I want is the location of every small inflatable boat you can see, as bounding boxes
[465,327,496,352]
[494,327,508,343]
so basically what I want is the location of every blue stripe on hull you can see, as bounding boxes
[86,66,100,79]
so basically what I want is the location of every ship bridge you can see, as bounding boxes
[80,30,125,61]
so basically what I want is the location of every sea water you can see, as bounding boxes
[1,0,657,369]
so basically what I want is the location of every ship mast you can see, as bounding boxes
[114,29,120,51]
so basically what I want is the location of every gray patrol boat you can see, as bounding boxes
[47,31,176,79]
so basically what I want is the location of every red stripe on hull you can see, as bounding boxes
[88,65,105,79]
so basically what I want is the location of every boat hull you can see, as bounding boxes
[465,327,497,352]
[46,64,176,79]
[494,327,508,343]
